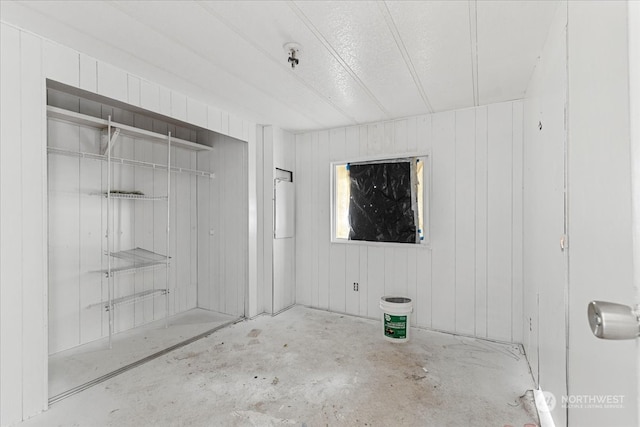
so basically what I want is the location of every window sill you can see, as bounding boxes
[331,238,431,250]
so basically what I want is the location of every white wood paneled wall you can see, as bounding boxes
[0,23,47,424]
[261,126,296,314]
[0,21,257,424]
[197,134,248,317]
[47,118,200,354]
[271,127,296,314]
[295,101,523,343]
[522,5,567,426]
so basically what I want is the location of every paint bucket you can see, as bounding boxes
[379,296,413,342]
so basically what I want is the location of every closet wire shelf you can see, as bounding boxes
[47,147,215,179]
[89,289,169,312]
[102,247,170,277]
[104,192,168,201]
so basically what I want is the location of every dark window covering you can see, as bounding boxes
[348,161,416,243]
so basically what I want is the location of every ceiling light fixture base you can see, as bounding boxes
[284,42,302,69]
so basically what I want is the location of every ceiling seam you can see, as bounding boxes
[378,1,434,114]
[108,1,326,129]
[287,0,392,120]
[197,2,358,127]
[468,0,480,107]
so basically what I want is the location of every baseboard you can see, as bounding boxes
[533,388,557,427]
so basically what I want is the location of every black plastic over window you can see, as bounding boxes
[348,162,416,243]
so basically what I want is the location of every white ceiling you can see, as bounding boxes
[0,0,560,133]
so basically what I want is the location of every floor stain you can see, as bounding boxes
[247,329,262,338]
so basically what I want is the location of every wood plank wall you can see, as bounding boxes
[197,134,248,317]
[0,22,256,424]
[295,101,523,343]
[271,127,296,314]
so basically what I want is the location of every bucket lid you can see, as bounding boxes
[381,296,412,304]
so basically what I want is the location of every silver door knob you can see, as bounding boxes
[588,301,640,340]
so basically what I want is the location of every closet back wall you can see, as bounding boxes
[197,134,248,318]
[295,101,523,343]
[48,115,199,354]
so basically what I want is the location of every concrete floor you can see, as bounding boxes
[49,308,237,399]
[25,306,539,426]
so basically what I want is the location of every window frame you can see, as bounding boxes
[330,152,431,248]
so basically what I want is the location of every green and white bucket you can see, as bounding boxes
[379,296,413,343]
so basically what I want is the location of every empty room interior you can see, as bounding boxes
[1,1,639,426]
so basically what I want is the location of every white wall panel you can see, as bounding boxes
[159,86,171,117]
[229,114,243,141]
[295,134,312,307]
[127,75,141,107]
[79,154,103,339]
[140,80,160,113]
[431,111,456,332]
[206,106,222,134]
[329,128,346,313]
[394,120,408,154]
[271,128,295,313]
[1,24,24,425]
[454,109,476,335]
[176,149,191,314]
[329,243,346,313]
[97,62,127,103]
[358,246,368,317]
[366,247,385,317]
[511,102,524,344]
[358,125,369,157]
[170,91,187,121]
[486,103,513,342]
[415,246,432,328]
[197,133,248,317]
[316,131,330,310]
[345,246,360,315]
[152,143,169,319]
[474,106,489,338]
[43,40,79,88]
[134,140,155,324]
[187,98,207,129]
[295,102,523,341]
[405,248,417,326]
[522,8,568,424]
[19,30,47,418]
[48,121,80,353]
[79,54,97,92]
[221,111,230,135]
[188,152,198,310]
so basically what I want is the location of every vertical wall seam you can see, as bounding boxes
[485,107,489,338]
[77,120,81,345]
[19,30,25,418]
[473,109,478,337]
[41,40,48,411]
[454,112,458,332]
[429,115,433,327]
[510,103,515,343]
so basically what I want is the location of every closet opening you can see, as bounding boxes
[46,81,248,403]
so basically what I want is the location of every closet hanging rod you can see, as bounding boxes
[47,105,213,152]
[47,147,215,179]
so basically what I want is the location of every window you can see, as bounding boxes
[333,155,428,245]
